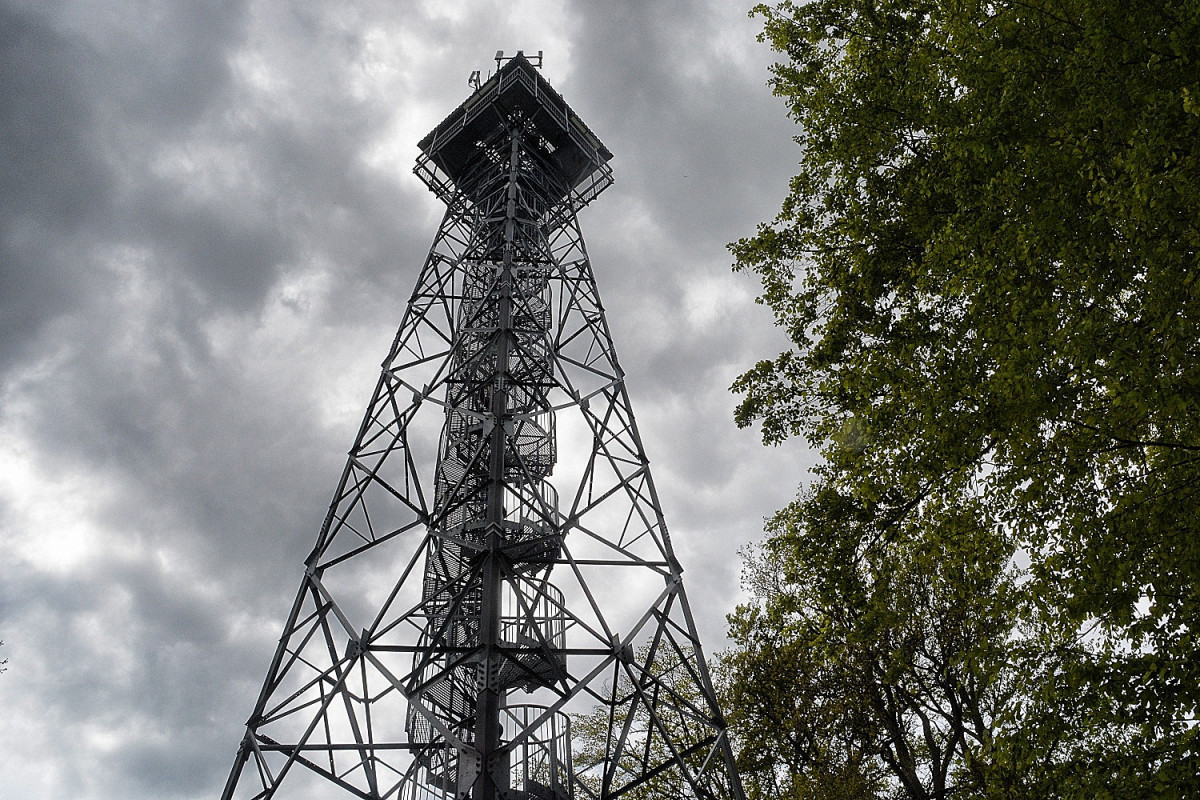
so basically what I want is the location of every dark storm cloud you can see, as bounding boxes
[569,1,796,250]
[1,0,432,550]
[0,2,418,793]
[0,0,271,325]
[0,4,114,368]
[560,1,797,390]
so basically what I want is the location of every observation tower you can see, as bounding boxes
[220,51,743,800]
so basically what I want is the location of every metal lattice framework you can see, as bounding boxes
[220,53,743,800]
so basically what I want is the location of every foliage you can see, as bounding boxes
[727,0,1200,797]
[572,643,729,799]
[721,496,1016,799]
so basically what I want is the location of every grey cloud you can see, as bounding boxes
[569,2,795,251]
[0,5,114,368]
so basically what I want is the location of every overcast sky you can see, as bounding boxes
[0,1,816,797]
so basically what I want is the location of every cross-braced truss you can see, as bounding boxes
[220,53,743,800]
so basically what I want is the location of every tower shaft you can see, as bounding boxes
[476,128,522,800]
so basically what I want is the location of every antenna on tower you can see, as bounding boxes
[494,49,544,71]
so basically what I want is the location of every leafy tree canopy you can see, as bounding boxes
[726,0,1200,796]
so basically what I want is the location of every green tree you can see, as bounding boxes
[572,644,733,799]
[722,495,1016,800]
[727,0,1200,797]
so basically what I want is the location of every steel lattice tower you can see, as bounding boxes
[220,53,743,800]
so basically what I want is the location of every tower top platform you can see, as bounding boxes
[415,52,613,207]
